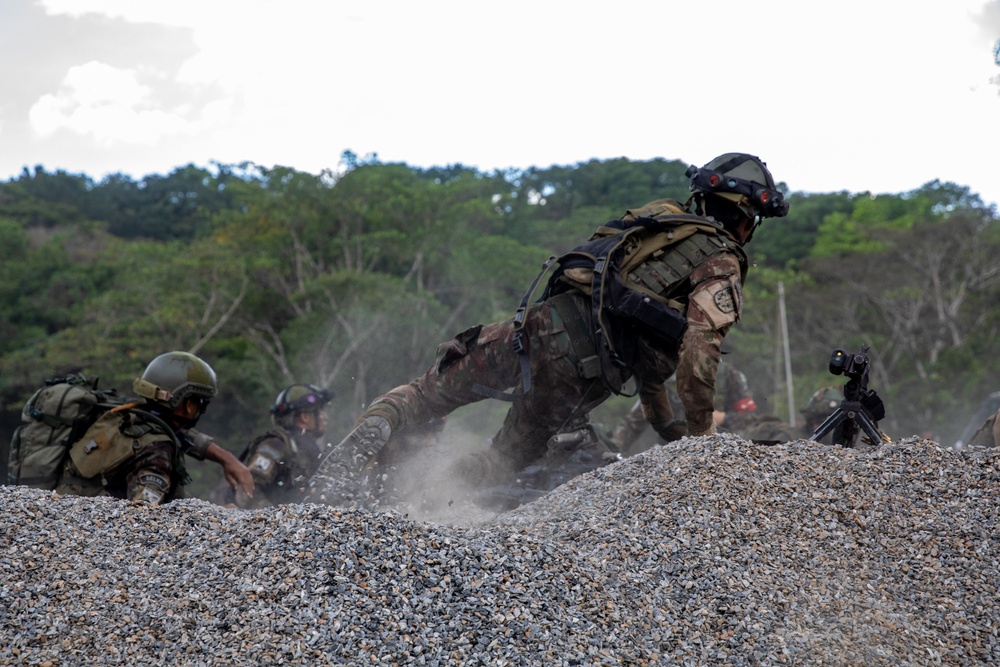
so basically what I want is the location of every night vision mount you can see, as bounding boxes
[685,156,789,218]
[809,345,891,448]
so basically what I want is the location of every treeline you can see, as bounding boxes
[1,154,998,496]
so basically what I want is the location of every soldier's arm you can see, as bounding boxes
[205,442,254,498]
[181,428,255,498]
[125,441,177,505]
[676,255,743,436]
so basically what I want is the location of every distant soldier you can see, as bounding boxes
[229,384,334,509]
[57,351,252,505]
[967,407,1000,449]
[610,360,759,452]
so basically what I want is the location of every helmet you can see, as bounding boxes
[133,351,218,410]
[685,153,789,220]
[270,384,334,423]
[801,385,844,421]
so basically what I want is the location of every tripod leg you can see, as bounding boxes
[855,412,889,445]
[810,409,849,442]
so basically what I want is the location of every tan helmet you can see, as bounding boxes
[133,351,218,410]
[686,153,789,220]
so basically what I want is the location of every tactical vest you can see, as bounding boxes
[558,224,748,314]
[244,428,323,503]
[508,201,747,398]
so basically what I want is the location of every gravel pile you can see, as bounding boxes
[1,434,998,665]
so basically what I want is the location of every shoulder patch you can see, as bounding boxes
[691,277,743,329]
[713,286,737,314]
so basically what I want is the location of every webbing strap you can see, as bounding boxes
[511,255,558,394]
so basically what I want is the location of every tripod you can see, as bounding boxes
[810,379,890,448]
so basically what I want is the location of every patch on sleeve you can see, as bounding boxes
[690,277,742,329]
[132,473,169,504]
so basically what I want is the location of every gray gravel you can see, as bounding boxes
[2,434,998,665]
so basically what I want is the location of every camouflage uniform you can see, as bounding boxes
[234,428,325,508]
[317,153,788,496]
[801,385,845,440]
[968,408,1000,448]
[355,199,749,487]
[610,360,757,451]
[56,408,190,504]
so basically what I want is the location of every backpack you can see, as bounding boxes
[7,373,122,489]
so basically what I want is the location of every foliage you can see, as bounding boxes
[1,157,998,494]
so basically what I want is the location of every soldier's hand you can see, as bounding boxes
[226,459,255,498]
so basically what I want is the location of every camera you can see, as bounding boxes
[828,346,870,382]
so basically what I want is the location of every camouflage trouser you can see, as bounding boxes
[364,296,623,486]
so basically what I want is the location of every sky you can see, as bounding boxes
[1,0,999,207]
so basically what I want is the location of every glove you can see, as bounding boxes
[651,419,688,443]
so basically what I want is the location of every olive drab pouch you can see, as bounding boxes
[7,374,121,489]
[68,411,141,480]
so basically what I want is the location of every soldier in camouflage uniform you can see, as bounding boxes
[312,153,789,500]
[230,384,334,509]
[57,351,252,505]
[610,360,759,452]
[800,385,845,442]
[967,407,1000,449]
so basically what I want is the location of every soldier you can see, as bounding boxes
[56,351,253,505]
[312,152,789,502]
[966,407,1000,449]
[609,360,758,452]
[801,385,845,441]
[230,384,334,509]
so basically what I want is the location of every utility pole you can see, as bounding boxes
[778,281,796,427]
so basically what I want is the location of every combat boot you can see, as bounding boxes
[305,415,393,506]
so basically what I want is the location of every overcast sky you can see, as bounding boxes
[2,0,999,207]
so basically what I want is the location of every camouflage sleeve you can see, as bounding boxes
[178,427,213,461]
[126,440,177,504]
[676,253,744,436]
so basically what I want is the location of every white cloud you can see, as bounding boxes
[8,0,999,206]
[28,61,192,145]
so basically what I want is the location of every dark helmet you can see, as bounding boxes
[133,351,218,410]
[685,153,789,220]
[270,384,334,424]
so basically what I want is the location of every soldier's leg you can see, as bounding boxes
[454,303,614,487]
[311,317,530,504]
[365,319,525,434]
